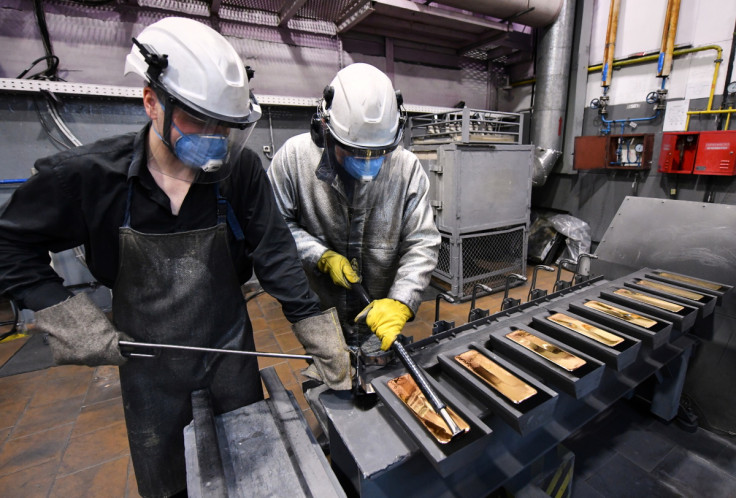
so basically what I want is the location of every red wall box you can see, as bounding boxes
[693,130,736,176]
[659,131,699,174]
[574,134,653,171]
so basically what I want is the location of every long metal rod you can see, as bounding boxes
[119,340,312,360]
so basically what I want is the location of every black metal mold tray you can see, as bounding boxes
[436,342,558,436]
[486,324,605,399]
[568,298,672,349]
[645,269,733,305]
[623,279,717,318]
[371,368,493,478]
[529,308,641,371]
[600,287,698,332]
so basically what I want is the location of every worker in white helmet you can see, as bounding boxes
[0,17,350,497]
[268,63,440,355]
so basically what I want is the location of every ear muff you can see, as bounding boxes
[310,85,335,148]
[310,113,324,148]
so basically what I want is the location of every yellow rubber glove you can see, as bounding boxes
[355,298,413,351]
[317,250,361,289]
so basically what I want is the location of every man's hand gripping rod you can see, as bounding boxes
[352,283,462,437]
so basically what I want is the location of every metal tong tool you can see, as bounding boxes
[119,340,312,361]
[352,283,463,438]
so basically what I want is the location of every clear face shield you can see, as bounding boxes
[323,135,399,212]
[149,92,260,184]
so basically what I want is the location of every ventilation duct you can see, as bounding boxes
[433,0,564,27]
[530,0,576,186]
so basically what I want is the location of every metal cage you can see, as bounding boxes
[433,225,527,300]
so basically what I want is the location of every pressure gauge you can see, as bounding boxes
[728,81,736,95]
[635,143,644,153]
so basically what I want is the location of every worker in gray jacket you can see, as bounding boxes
[267,63,440,352]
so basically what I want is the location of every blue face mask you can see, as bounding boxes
[343,155,385,181]
[152,119,229,172]
[171,122,229,172]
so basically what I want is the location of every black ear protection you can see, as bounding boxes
[309,84,407,149]
[310,85,334,148]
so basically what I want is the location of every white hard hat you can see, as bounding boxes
[321,63,404,151]
[124,17,260,128]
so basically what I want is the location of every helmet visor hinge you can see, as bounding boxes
[132,37,169,82]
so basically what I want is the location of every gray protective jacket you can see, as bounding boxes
[267,133,440,333]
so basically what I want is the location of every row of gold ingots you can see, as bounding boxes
[387,273,714,444]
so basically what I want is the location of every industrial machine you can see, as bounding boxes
[183,197,734,497]
[410,108,532,300]
[183,262,730,496]
[301,266,727,496]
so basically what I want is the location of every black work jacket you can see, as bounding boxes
[0,124,320,321]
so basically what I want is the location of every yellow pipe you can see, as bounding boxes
[685,108,736,130]
[589,44,723,112]
[511,44,724,101]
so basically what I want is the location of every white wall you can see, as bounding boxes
[586,0,735,106]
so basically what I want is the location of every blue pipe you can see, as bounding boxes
[0,179,27,184]
[601,109,661,134]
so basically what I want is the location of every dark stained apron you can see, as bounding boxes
[112,184,262,497]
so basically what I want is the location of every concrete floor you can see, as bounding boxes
[2,264,732,497]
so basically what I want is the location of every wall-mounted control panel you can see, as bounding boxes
[573,134,654,171]
[659,130,736,176]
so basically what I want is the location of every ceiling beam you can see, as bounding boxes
[278,0,309,27]
[337,1,375,33]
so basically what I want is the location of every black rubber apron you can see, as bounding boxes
[113,184,262,498]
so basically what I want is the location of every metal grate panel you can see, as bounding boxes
[433,226,527,300]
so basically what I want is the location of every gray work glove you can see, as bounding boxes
[34,293,131,366]
[292,307,352,391]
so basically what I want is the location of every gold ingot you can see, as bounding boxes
[584,300,657,329]
[387,374,470,444]
[654,271,723,291]
[506,329,586,372]
[547,313,624,347]
[455,350,537,404]
[614,288,684,312]
[635,279,705,301]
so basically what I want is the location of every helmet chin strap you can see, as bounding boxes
[160,93,177,154]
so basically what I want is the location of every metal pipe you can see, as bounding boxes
[589,45,723,123]
[602,0,621,88]
[658,0,675,75]
[119,341,312,360]
[527,265,554,301]
[470,284,493,311]
[434,293,456,323]
[530,0,576,186]
[660,0,681,77]
[686,108,736,130]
